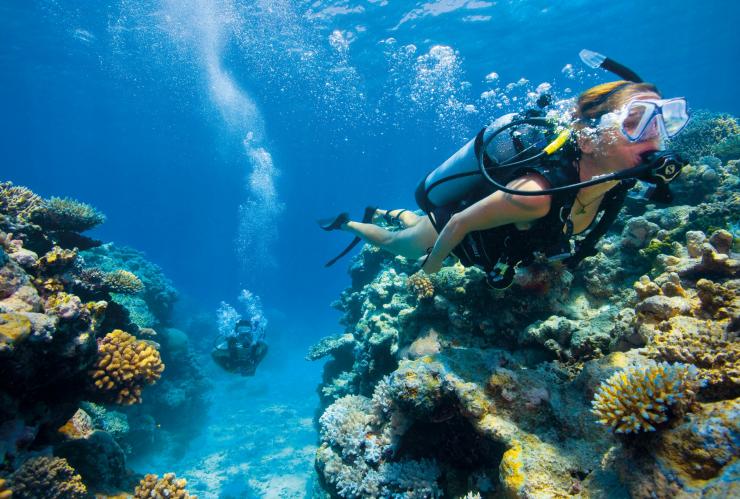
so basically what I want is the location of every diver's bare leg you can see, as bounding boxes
[344,217,437,259]
[374,208,423,227]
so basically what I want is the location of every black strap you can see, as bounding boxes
[565,181,632,267]
[324,236,362,267]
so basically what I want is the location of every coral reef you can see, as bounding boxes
[8,456,87,499]
[90,330,164,405]
[310,148,740,497]
[669,110,740,163]
[592,361,699,433]
[102,270,144,295]
[134,473,195,499]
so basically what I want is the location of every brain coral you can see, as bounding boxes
[91,329,164,405]
[134,473,196,499]
[103,269,144,294]
[592,361,700,433]
[9,456,87,499]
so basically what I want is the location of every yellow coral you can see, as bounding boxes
[9,456,87,499]
[648,316,739,398]
[38,246,77,274]
[134,473,196,499]
[499,442,525,498]
[0,313,32,350]
[592,362,699,433]
[0,182,44,222]
[0,478,11,499]
[90,330,164,405]
[408,272,434,300]
[103,270,144,294]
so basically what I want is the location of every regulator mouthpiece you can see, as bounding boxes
[634,150,686,204]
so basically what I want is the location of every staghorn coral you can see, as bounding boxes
[407,272,434,300]
[0,182,44,223]
[9,456,87,499]
[102,270,143,295]
[592,361,700,433]
[33,196,106,232]
[134,473,195,499]
[90,329,164,405]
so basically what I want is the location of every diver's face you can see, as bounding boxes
[594,92,663,170]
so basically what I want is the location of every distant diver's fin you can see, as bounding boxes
[323,206,376,267]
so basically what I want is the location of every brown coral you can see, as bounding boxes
[9,456,87,499]
[648,316,739,399]
[103,270,144,294]
[134,473,196,499]
[90,329,164,405]
[408,272,434,300]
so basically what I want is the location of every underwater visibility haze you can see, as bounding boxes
[1,0,739,497]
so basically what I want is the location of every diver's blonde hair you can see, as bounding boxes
[575,80,660,122]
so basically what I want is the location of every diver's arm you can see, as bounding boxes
[422,174,551,273]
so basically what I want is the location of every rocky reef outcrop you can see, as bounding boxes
[310,118,739,498]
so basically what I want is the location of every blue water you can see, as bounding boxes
[1,1,738,496]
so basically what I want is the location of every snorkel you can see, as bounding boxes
[476,49,688,204]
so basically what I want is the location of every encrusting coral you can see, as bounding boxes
[90,329,164,405]
[134,473,196,499]
[591,361,700,433]
[0,182,44,223]
[8,456,87,499]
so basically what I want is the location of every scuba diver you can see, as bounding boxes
[320,50,689,289]
[211,318,268,376]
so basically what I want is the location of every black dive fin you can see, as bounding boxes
[323,206,376,267]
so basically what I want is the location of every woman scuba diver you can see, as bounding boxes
[320,50,689,289]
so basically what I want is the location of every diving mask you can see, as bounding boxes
[601,97,689,142]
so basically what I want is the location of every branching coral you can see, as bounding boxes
[669,110,740,163]
[407,272,434,300]
[103,270,144,294]
[0,182,44,223]
[90,329,164,404]
[592,361,700,433]
[134,473,196,499]
[9,456,87,499]
[33,196,106,232]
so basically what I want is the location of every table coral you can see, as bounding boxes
[592,361,700,433]
[90,329,164,405]
[134,473,196,499]
[103,270,144,295]
[32,196,106,232]
[8,456,87,499]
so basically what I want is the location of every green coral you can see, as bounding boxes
[34,196,106,232]
[712,134,740,162]
[592,361,700,434]
[639,238,681,266]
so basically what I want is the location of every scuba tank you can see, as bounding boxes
[416,113,552,212]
